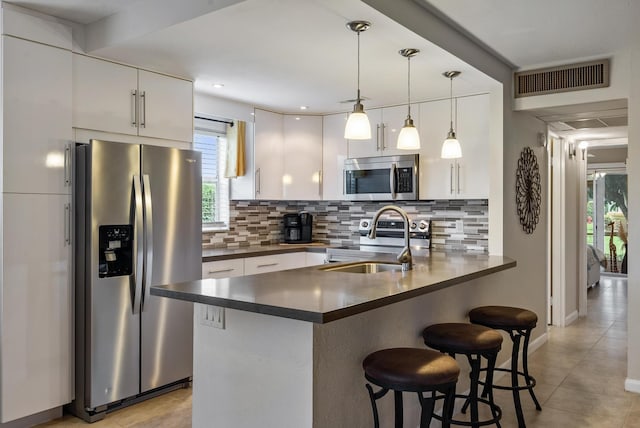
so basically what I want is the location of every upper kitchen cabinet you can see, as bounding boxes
[418,94,490,200]
[251,109,323,201]
[73,54,193,142]
[254,109,285,200]
[347,104,420,158]
[2,35,72,195]
[283,115,322,200]
[322,113,348,200]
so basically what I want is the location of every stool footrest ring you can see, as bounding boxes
[478,367,537,391]
[431,393,502,427]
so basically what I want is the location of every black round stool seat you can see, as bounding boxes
[423,323,503,427]
[468,306,541,428]
[363,348,460,391]
[423,323,503,354]
[362,348,459,428]
[469,306,537,330]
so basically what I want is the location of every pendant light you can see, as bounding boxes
[441,70,462,159]
[344,21,372,140]
[397,48,420,150]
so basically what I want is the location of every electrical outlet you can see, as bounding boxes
[200,304,225,329]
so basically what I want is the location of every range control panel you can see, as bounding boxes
[358,218,430,238]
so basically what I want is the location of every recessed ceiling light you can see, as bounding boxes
[212,83,224,88]
[300,106,308,110]
[295,117,301,121]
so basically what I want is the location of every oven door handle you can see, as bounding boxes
[389,163,397,200]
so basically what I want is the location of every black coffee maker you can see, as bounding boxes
[283,212,313,243]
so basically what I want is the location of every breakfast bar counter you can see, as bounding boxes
[151,253,516,428]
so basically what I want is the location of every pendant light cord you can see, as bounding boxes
[407,56,412,118]
[356,30,361,103]
[449,76,454,132]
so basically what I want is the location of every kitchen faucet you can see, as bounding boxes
[368,205,412,271]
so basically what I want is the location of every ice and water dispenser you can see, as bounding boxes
[98,225,133,278]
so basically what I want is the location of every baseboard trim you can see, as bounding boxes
[565,310,579,326]
[625,378,640,394]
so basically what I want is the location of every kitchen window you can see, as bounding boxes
[194,116,230,230]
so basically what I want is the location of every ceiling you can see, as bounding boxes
[8,0,632,146]
[8,0,499,115]
[420,0,634,149]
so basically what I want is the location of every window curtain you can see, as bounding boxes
[225,120,246,178]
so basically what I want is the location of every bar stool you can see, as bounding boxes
[422,323,503,427]
[468,306,542,428]
[363,347,459,428]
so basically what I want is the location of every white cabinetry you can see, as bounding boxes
[253,109,323,200]
[2,36,72,194]
[1,194,72,423]
[305,252,328,266]
[243,253,306,275]
[322,113,348,200]
[254,109,284,200]
[283,115,323,200]
[1,10,73,423]
[347,104,420,158]
[418,94,489,200]
[73,54,193,142]
[202,259,245,279]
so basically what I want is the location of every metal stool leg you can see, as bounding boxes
[485,351,502,428]
[365,384,388,428]
[522,330,542,411]
[510,333,526,428]
[394,390,403,428]
[418,392,435,428]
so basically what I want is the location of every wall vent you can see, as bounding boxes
[514,59,609,98]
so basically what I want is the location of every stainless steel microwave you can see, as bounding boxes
[343,154,419,201]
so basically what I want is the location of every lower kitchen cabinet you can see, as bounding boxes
[0,193,72,423]
[306,252,328,266]
[244,253,306,275]
[202,259,245,279]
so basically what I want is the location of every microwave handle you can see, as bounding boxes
[389,163,397,200]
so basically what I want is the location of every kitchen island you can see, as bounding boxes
[151,252,515,428]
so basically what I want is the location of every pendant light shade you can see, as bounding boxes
[397,48,420,150]
[344,21,371,140]
[441,70,462,159]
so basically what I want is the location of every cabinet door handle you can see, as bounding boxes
[64,144,71,187]
[140,91,146,128]
[450,164,454,194]
[456,163,461,194]
[257,263,278,268]
[376,124,381,151]
[64,203,71,246]
[255,168,261,195]
[131,89,137,127]
[381,123,386,150]
[208,268,235,274]
[318,170,323,197]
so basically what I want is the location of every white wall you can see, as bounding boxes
[626,2,640,392]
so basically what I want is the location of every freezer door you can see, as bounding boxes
[85,140,141,408]
[140,145,201,391]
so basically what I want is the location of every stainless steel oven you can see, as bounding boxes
[343,154,418,201]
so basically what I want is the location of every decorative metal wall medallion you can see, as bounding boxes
[516,147,541,234]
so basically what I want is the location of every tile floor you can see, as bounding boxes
[39,274,636,427]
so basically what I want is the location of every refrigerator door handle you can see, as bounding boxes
[142,174,154,312]
[133,175,144,314]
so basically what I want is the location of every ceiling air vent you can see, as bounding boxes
[514,59,609,98]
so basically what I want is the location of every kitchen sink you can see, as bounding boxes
[318,261,402,274]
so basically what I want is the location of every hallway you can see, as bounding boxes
[493,275,639,427]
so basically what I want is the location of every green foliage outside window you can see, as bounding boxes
[202,182,216,223]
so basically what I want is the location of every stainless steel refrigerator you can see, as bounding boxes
[71,140,201,422]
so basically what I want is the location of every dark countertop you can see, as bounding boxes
[153,252,516,324]
[202,243,329,262]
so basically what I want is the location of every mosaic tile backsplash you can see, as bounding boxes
[203,200,489,252]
